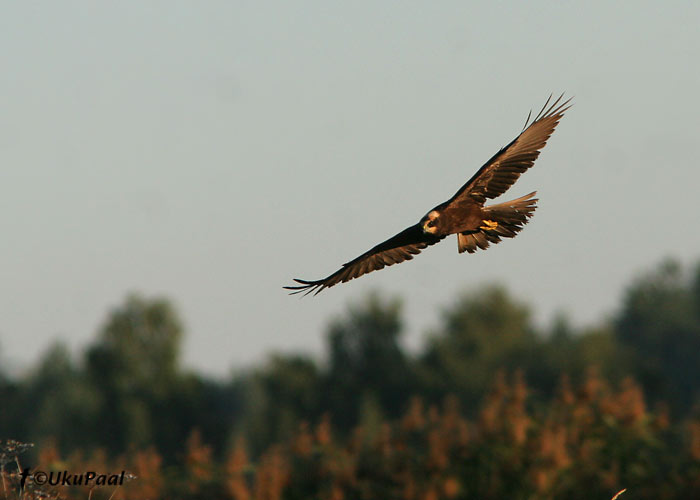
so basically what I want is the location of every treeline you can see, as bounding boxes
[1,258,700,494]
[3,372,699,499]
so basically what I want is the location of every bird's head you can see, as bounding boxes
[421,210,440,235]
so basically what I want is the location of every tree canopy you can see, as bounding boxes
[1,258,700,498]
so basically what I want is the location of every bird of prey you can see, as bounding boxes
[285,94,571,296]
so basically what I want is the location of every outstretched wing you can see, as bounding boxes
[448,94,571,205]
[285,224,444,296]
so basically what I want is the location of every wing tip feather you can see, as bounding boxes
[284,278,327,297]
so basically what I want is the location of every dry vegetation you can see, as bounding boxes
[3,371,699,500]
[3,260,700,498]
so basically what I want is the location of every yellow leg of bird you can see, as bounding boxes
[480,219,499,231]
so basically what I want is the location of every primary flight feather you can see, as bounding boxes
[285,94,571,296]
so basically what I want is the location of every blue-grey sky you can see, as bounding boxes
[1,1,699,376]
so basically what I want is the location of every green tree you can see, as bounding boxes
[323,292,414,430]
[420,285,539,409]
[85,294,184,452]
[23,342,100,451]
[530,316,628,397]
[234,354,321,455]
[615,259,700,414]
[0,343,24,440]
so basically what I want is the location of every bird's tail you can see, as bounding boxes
[457,192,538,254]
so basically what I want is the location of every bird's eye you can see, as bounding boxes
[427,220,434,227]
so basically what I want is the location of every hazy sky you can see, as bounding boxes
[1,1,699,377]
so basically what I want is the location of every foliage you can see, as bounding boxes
[324,293,415,429]
[615,259,700,413]
[2,374,699,499]
[1,258,700,497]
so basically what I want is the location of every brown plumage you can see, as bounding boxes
[285,94,571,296]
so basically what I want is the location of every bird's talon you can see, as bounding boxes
[480,219,499,231]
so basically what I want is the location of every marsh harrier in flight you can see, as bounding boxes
[285,94,571,296]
